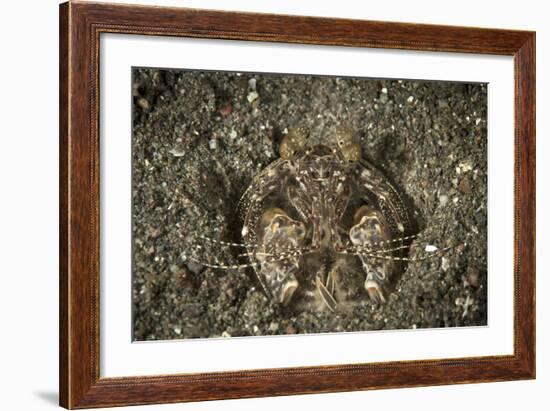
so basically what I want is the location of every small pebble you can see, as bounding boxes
[169,148,185,157]
[465,267,480,288]
[219,103,233,117]
[441,257,450,272]
[248,78,257,91]
[137,97,151,110]
[149,228,161,238]
[247,91,259,103]
[462,296,473,318]
[285,325,297,334]
[458,178,472,194]
[458,159,473,173]
[178,270,192,287]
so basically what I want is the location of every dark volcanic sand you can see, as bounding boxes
[132,68,487,341]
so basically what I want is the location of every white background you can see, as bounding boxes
[101,34,514,377]
[0,0,547,410]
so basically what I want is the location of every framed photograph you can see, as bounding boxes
[59,1,535,408]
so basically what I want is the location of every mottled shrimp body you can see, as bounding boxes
[256,208,305,305]
[349,205,393,303]
[181,125,452,312]
[237,126,417,311]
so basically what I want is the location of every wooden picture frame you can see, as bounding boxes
[59,1,535,408]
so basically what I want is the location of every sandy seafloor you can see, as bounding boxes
[131,68,487,341]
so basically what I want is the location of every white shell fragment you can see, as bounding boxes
[169,148,185,157]
[457,159,474,174]
[425,245,438,253]
[441,257,450,271]
[248,77,257,91]
[247,91,259,103]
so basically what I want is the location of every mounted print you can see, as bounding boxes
[132,68,488,341]
[60,1,535,409]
